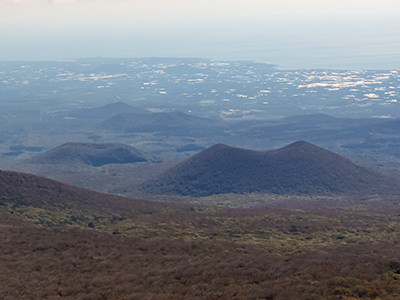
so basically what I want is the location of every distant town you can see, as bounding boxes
[1,58,399,120]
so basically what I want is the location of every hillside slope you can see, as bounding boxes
[0,169,169,216]
[3,169,400,299]
[143,141,393,196]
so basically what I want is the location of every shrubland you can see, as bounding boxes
[3,189,400,299]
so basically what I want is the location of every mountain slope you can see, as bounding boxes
[0,169,157,213]
[3,165,400,299]
[143,141,393,196]
[30,142,157,166]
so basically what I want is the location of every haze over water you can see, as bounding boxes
[0,0,399,69]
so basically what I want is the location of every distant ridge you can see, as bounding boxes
[58,101,142,120]
[282,113,339,124]
[143,141,394,196]
[97,111,221,135]
[30,142,157,166]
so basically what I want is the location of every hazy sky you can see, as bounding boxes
[1,0,400,69]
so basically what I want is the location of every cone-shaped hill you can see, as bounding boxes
[143,141,394,196]
[30,142,158,167]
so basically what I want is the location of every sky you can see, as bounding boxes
[0,0,400,69]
